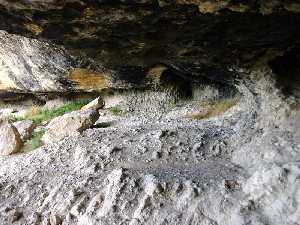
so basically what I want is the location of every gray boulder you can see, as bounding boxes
[42,109,99,144]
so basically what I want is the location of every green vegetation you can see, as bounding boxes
[168,100,177,109]
[22,131,44,152]
[10,100,89,125]
[186,97,239,120]
[8,100,91,153]
[109,106,122,115]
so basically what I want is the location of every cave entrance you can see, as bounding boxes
[159,68,193,99]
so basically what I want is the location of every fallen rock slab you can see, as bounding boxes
[81,97,104,111]
[42,109,99,144]
[0,120,22,156]
[13,120,35,142]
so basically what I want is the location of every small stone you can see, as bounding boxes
[0,120,22,155]
[192,143,203,152]
[41,217,50,225]
[110,146,122,154]
[12,109,28,118]
[81,97,104,111]
[140,146,148,153]
[224,179,240,191]
[176,141,184,146]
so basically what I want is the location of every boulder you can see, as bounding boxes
[81,97,105,111]
[42,109,99,144]
[0,120,22,155]
[13,120,35,142]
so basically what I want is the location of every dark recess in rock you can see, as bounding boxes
[269,47,300,98]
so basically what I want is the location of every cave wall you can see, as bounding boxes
[0,0,299,97]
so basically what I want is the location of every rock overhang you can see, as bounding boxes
[0,0,299,96]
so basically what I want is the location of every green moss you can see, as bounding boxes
[22,131,44,153]
[109,106,122,115]
[9,100,90,125]
[168,100,177,109]
[30,100,89,124]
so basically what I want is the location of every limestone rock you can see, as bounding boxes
[42,109,99,144]
[0,30,144,95]
[13,120,35,142]
[81,97,104,111]
[0,30,74,93]
[0,120,22,155]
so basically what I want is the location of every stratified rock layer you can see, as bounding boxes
[0,31,74,92]
[0,0,299,96]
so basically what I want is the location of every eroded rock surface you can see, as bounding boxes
[0,71,299,224]
[1,0,300,97]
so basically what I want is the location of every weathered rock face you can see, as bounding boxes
[42,109,99,144]
[0,30,120,94]
[0,0,299,97]
[0,30,74,93]
[0,120,22,155]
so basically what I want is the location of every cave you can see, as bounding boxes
[0,1,299,225]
